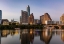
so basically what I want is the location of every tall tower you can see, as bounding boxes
[27,5,30,16]
[21,10,28,25]
[0,10,2,24]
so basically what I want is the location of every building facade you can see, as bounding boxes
[1,19,9,25]
[21,10,28,25]
[20,16,22,24]
[12,21,19,25]
[27,5,30,16]
[40,15,44,24]
[20,5,31,25]
[28,13,34,25]
[11,19,19,25]
[40,13,52,24]
[34,19,40,25]
[60,14,64,24]
[0,10,2,24]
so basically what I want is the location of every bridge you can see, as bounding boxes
[44,24,64,29]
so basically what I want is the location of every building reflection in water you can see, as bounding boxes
[1,30,10,37]
[29,29,34,44]
[40,29,52,44]
[61,30,64,42]
[1,29,64,44]
[1,29,19,37]
[20,29,34,44]
[10,30,19,36]
[10,30,15,36]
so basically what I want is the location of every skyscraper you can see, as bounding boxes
[27,5,30,16]
[0,10,2,24]
[20,5,30,25]
[21,10,28,25]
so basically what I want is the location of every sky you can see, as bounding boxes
[0,0,64,22]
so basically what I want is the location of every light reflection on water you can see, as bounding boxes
[1,29,64,44]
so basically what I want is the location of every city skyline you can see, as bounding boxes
[0,0,64,22]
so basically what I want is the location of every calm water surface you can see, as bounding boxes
[1,29,64,44]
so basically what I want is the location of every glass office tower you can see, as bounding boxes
[27,5,30,16]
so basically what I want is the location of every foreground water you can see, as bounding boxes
[1,29,64,44]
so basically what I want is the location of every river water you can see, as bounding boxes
[1,29,64,44]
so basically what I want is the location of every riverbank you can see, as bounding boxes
[0,25,44,29]
[1,24,64,30]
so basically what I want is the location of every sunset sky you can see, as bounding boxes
[0,0,64,22]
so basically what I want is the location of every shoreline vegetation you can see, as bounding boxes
[0,24,44,29]
[0,24,64,30]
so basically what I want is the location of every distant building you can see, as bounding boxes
[34,19,40,25]
[60,14,64,24]
[45,20,62,25]
[40,15,44,24]
[21,10,28,25]
[11,19,19,25]
[40,13,52,24]
[13,21,19,25]
[20,16,22,24]
[1,19,9,25]
[10,19,14,24]
[28,13,34,25]
[27,5,30,16]
[0,10,2,24]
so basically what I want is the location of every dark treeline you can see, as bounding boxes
[0,24,44,29]
[0,24,64,30]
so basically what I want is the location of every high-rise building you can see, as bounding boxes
[21,10,28,25]
[27,5,30,16]
[60,14,64,24]
[20,5,31,25]
[20,16,22,24]
[28,13,34,25]
[40,13,52,24]
[0,10,2,24]
[40,15,44,24]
